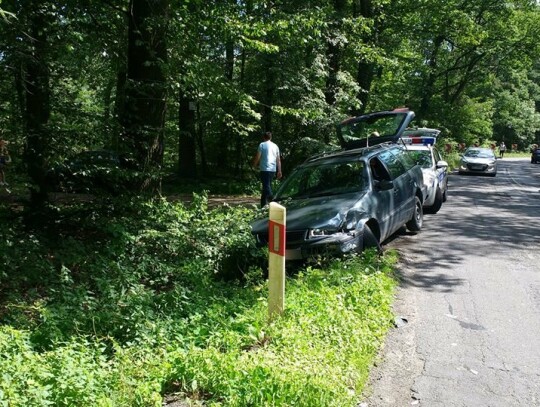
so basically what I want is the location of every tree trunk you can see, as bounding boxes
[196,103,207,176]
[324,0,347,107]
[448,52,485,105]
[418,36,444,120]
[23,7,51,207]
[214,37,236,170]
[122,0,169,193]
[352,0,375,116]
[178,86,197,178]
[354,61,375,115]
[112,69,127,151]
[262,52,275,133]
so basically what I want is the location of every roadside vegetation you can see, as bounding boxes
[0,195,398,406]
[1,1,539,405]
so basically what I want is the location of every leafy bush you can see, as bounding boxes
[0,196,398,406]
[165,253,397,407]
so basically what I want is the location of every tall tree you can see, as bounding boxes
[122,0,169,192]
[353,0,378,115]
[21,2,53,206]
[178,74,197,178]
[325,0,348,107]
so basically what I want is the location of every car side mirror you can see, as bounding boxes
[375,179,394,191]
[436,160,448,168]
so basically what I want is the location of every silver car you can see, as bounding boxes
[458,147,497,177]
[401,131,449,213]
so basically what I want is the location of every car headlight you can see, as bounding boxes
[308,228,336,238]
[460,158,468,164]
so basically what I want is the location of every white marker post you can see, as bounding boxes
[268,202,286,319]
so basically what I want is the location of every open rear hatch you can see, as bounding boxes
[337,108,416,149]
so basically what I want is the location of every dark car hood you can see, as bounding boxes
[251,193,367,233]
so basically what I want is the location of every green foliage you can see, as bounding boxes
[0,196,398,406]
[491,69,540,147]
[2,0,540,196]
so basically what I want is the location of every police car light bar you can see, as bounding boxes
[401,136,436,145]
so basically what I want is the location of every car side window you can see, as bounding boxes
[408,150,431,168]
[394,147,416,170]
[433,148,442,163]
[378,149,407,179]
[369,157,391,182]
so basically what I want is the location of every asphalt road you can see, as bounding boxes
[363,158,540,407]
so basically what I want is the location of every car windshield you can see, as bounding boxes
[464,149,494,159]
[275,160,367,200]
[407,150,432,169]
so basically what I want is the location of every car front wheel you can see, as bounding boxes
[362,224,382,252]
[406,196,423,233]
[426,187,443,214]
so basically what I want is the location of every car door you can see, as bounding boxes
[367,155,397,240]
[378,148,414,229]
[432,147,448,192]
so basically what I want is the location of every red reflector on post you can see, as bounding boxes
[268,220,286,256]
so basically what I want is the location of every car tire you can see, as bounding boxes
[406,196,423,233]
[362,224,382,252]
[426,187,443,214]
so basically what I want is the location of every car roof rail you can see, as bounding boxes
[304,142,394,164]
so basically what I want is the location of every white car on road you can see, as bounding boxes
[401,129,449,214]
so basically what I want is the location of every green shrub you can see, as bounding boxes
[0,195,398,406]
[164,253,397,407]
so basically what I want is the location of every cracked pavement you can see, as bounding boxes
[362,158,540,407]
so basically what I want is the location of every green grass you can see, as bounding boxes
[501,151,531,158]
[0,195,398,407]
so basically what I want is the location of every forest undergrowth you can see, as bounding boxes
[0,193,398,406]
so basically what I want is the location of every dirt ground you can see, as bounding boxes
[0,190,259,209]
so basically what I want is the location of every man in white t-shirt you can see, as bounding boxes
[499,142,506,158]
[252,131,282,207]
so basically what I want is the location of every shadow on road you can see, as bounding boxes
[387,159,540,292]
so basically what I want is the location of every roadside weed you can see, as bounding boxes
[0,197,397,406]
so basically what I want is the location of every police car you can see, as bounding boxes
[401,128,449,214]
